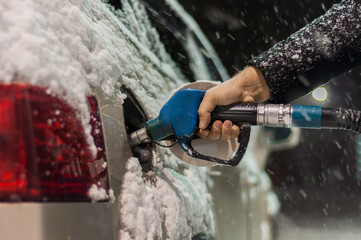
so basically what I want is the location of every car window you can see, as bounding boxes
[106,0,229,83]
[107,0,122,10]
[104,0,187,85]
[143,0,228,82]
[146,10,195,82]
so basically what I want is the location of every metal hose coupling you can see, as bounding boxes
[257,104,292,128]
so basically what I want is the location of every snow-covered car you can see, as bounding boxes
[0,0,281,239]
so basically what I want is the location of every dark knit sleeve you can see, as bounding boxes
[249,0,361,103]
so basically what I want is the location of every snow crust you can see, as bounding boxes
[0,0,215,239]
[120,157,214,240]
[88,184,109,202]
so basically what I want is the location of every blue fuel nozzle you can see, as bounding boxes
[145,89,205,142]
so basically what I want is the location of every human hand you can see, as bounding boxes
[198,66,270,140]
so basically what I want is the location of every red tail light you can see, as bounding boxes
[0,84,108,201]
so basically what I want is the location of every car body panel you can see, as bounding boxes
[0,202,116,240]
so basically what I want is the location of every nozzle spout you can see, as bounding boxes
[128,127,151,147]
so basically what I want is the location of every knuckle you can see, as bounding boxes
[197,108,206,116]
[198,129,209,138]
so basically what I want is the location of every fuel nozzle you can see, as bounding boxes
[128,88,361,166]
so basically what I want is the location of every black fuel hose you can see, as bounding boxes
[322,108,361,133]
[212,103,361,133]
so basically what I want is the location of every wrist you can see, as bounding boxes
[234,66,270,103]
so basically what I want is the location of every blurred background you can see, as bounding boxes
[179,0,338,73]
[179,0,361,239]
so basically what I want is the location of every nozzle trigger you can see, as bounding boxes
[177,123,251,166]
